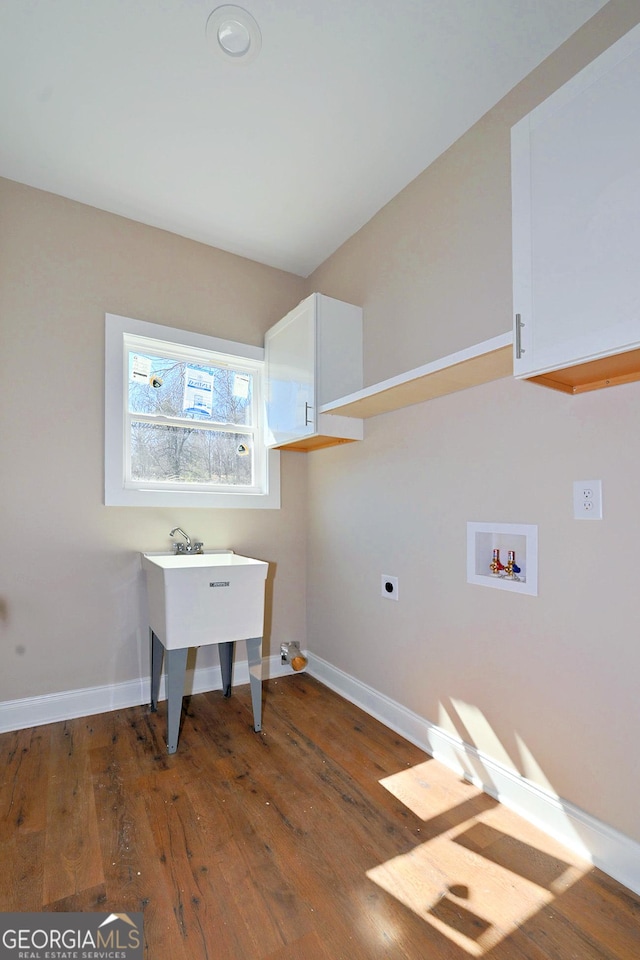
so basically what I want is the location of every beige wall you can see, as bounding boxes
[0,178,307,699]
[306,0,640,844]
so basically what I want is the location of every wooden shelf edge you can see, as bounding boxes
[319,332,513,419]
[523,346,640,395]
[269,413,363,452]
[272,435,360,452]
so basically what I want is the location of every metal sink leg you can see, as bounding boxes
[218,641,234,698]
[246,636,263,732]
[166,647,188,754]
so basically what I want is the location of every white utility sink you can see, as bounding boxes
[142,550,268,649]
[141,550,269,753]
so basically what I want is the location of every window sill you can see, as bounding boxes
[105,451,280,509]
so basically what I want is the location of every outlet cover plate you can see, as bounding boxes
[573,480,603,520]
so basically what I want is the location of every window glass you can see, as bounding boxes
[128,352,254,425]
[130,423,254,486]
[126,350,256,488]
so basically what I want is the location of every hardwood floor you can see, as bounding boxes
[1,674,638,959]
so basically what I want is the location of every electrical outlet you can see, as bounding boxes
[381,575,399,600]
[573,480,602,520]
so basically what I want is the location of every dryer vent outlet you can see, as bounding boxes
[280,641,308,672]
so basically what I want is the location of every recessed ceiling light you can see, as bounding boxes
[206,5,262,64]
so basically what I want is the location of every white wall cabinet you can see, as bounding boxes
[511,23,640,394]
[265,293,363,450]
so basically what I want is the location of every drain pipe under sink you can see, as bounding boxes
[280,641,308,672]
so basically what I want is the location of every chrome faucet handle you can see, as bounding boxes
[173,542,187,554]
[193,541,204,554]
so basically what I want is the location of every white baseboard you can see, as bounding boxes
[306,652,640,898]
[0,654,290,735]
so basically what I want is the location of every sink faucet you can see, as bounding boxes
[170,527,191,552]
[169,527,204,554]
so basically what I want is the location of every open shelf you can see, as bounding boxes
[319,332,512,419]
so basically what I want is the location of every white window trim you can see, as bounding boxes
[105,313,280,508]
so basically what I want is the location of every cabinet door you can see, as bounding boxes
[265,297,316,447]
[512,25,640,378]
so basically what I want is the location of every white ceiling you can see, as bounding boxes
[0,0,608,277]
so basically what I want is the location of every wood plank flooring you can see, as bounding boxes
[1,674,638,959]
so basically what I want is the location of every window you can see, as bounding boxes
[105,314,280,508]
